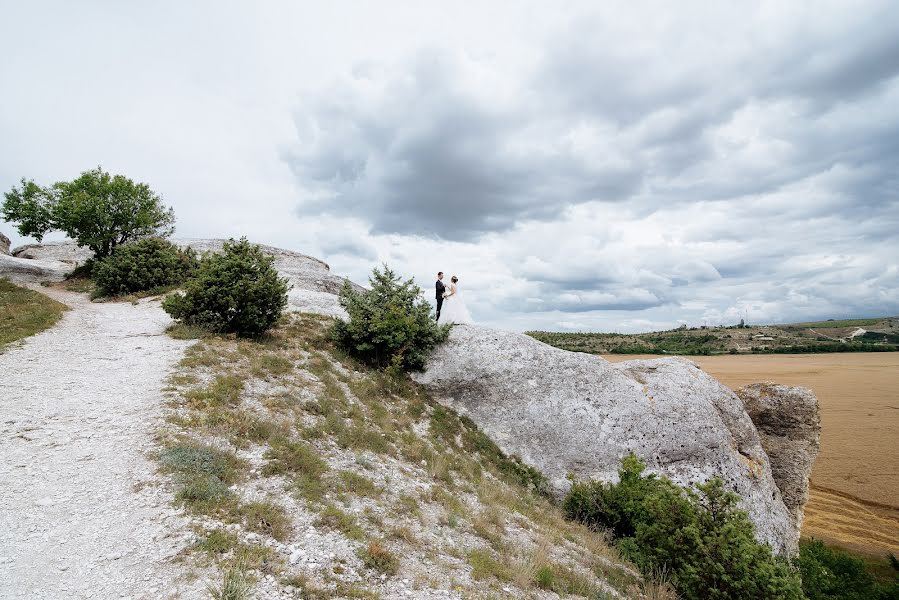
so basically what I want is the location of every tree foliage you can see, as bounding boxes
[93,238,198,296]
[332,265,450,371]
[563,454,803,600]
[2,167,175,259]
[162,238,289,337]
[799,539,899,600]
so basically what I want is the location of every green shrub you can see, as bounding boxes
[93,237,197,296]
[162,238,289,337]
[332,265,450,371]
[563,454,803,600]
[799,539,899,600]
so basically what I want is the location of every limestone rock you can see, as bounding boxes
[413,324,799,554]
[12,241,93,265]
[0,253,71,284]
[0,231,10,255]
[736,383,820,534]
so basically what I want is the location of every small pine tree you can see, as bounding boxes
[162,238,289,337]
[332,265,450,371]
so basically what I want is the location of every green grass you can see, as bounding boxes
[315,505,365,540]
[0,278,68,349]
[207,563,254,600]
[237,500,292,541]
[195,528,241,556]
[166,323,215,340]
[184,375,245,409]
[159,442,245,484]
[262,439,329,479]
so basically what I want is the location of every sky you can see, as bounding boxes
[2,1,898,332]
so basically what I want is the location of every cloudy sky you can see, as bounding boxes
[2,1,897,331]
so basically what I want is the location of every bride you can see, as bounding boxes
[440,275,473,324]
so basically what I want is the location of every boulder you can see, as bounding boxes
[12,241,93,265]
[0,231,10,255]
[0,253,71,284]
[736,383,820,534]
[413,325,800,555]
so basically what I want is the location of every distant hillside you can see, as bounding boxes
[527,316,899,355]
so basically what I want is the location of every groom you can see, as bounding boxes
[435,271,445,322]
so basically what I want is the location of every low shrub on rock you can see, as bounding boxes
[563,454,803,600]
[332,265,450,372]
[92,237,197,296]
[163,238,289,337]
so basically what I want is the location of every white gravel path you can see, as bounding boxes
[0,288,206,599]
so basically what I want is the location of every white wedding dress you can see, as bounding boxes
[441,283,473,324]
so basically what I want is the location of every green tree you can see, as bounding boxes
[162,238,289,337]
[2,167,175,260]
[564,455,803,600]
[332,265,450,371]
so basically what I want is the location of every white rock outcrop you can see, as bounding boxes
[413,325,806,555]
[0,231,10,255]
[737,383,820,534]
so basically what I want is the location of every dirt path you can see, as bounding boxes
[0,288,204,599]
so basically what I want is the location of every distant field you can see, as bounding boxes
[528,316,899,355]
[788,318,884,329]
[603,351,899,557]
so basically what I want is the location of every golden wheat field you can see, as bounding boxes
[602,352,899,557]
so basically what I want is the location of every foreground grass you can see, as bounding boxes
[157,312,666,598]
[0,278,68,350]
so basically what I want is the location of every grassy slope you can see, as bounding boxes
[528,316,899,356]
[158,314,667,599]
[0,278,68,350]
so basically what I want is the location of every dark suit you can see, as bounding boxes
[435,279,446,321]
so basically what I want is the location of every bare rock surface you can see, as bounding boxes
[0,254,71,285]
[11,241,93,265]
[0,232,10,255]
[413,324,800,554]
[737,383,821,533]
[0,287,206,599]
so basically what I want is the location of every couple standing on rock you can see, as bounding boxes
[435,271,473,324]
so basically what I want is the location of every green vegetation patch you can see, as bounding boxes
[564,454,803,600]
[0,279,68,349]
[332,265,450,372]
